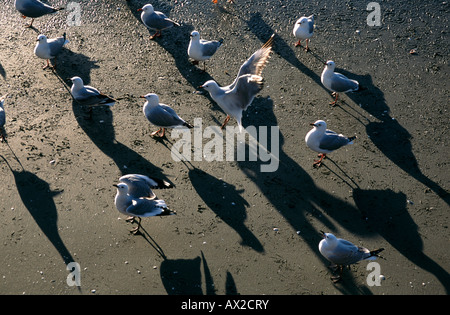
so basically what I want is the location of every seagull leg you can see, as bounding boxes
[151,128,166,138]
[0,130,6,143]
[220,115,231,129]
[313,153,326,167]
[125,216,135,223]
[294,40,301,47]
[330,265,344,283]
[151,128,162,137]
[149,31,161,40]
[212,0,218,3]
[330,92,339,106]
[130,217,142,235]
[305,39,310,52]
[25,18,35,28]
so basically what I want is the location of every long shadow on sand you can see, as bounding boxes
[336,71,449,206]
[160,251,238,295]
[188,167,264,253]
[236,96,450,293]
[1,156,75,266]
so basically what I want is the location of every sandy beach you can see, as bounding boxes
[0,0,449,295]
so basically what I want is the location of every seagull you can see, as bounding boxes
[319,231,384,282]
[293,15,314,51]
[141,93,193,138]
[117,174,172,222]
[15,0,64,28]
[113,182,175,234]
[305,120,356,167]
[188,31,224,71]
[70,77,116,119]
[34,33,69,70]
[200,34,274,132]
[0,93,8,143]
[321,60,362,106]
[138,4,180,39]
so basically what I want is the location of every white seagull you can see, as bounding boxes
[319,231,384,282]
[293,15,314,51]
[200,34,274,132]
[188,30,224,71]
[141,93,193,138]
[321,60,362,106]
[34,33,69,69]
[0,93,8,143]
[305,120,356,167]
[113,182,175,234]
[138,4,180,39]
[15,0,64,28]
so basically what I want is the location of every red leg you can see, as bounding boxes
[330,92,339,106]
[220,115,231,129]
[313,153,326,167]
[295,40,301,47]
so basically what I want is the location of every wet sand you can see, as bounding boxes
[0,0,449,295]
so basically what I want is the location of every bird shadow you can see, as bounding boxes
[160,251,238,295]
[0,155,76,266]
[337,71,449,206]
[0,62,5,79]
[353,188,450,293]
[188,166,264,253]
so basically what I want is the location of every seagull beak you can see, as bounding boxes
[310,123,316,126]
[139,95,145,98]
[137,8,143,11]
[319,230,326,237]
[113,184,118,188]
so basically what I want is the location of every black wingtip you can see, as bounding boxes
[370,248,384,257]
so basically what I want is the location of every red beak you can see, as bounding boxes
[137,8,143,11]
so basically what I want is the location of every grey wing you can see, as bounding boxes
[47,37,66,57]
[319,130,352,151]
[144,12,177,30]
[126,198,169,217]
[119,174,157,199]
[17,0,57,18]
[308,19,314,34]
[76,86,115,106]
[228,74,263,110]
[200,39,222,57]
[148,105,186,127]
[329,240,365,265]
[229,34,274,90]
[330,73,359,92]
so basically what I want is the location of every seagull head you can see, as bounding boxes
[296,16,309,26]
[190,31,200,40]
[140,93,159,105]
[310,120,327,131]
[200,80,219,92]
[113,183,129,194]
[138,4,154,14]
[36,34,48,42]
[320,231,337,242]
[325,60,336,70]
[69,76,84,87]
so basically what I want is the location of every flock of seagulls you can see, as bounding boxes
[3,0,381,283]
